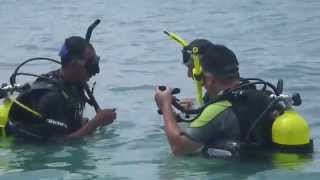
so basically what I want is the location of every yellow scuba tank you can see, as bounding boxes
[0,83,42,138]
[271,110,312,168]
[0,98,15,148]
[272,109,311,146]
[0,98,14,137]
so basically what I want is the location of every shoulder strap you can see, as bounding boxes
[190,100,232,128]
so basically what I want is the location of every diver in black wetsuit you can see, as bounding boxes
[7,36,116,142]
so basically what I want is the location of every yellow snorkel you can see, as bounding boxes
[191,47,203,105]
[163,31,188,47]
[164,31,203,105]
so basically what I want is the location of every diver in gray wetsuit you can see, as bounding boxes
[155,43,313,159]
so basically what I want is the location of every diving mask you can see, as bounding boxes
[85,55,100,76]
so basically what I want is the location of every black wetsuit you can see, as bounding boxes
[7,70,86,141]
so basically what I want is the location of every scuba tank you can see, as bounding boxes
[271,105,313,152]
[273,110,310,146]
[0,83,30,147]
[0,85,15,137]
[0,83,31,137]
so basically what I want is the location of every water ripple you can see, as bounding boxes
[109,85,155,92]
[1,0,320,179]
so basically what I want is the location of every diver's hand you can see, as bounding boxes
[155,86,173,110]
[92,108,117,127]
[179,98,194,110]
[63,109,116,140]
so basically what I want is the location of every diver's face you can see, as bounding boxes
[70,47,96,83]
[82,47,97,81]
[182,47,193,78]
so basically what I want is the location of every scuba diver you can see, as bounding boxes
[155,43,313,158]
[5,36,116,142]
[0,20,117,142]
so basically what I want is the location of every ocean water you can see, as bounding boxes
[0,0,320,179]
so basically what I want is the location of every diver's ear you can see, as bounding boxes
[206,74,217,87]
[207,76,213,86]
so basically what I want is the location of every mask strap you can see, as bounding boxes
[191,47,204,105]
[58,41,69,58]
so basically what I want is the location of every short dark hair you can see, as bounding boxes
[201,44,240,81]
[182,39,213,64]
[187,39,213,53]
[59,36,92,66]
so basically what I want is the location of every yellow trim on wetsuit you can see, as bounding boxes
[189,100,232,128]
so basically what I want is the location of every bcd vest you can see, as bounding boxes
[8,70,86,140]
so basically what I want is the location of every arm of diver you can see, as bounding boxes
[64,108,116,140]
[161,104,203,155]
[64,118,100,140]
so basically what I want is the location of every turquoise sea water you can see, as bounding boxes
[0,0,320,179]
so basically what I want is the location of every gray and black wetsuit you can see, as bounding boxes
[183,100,241,159]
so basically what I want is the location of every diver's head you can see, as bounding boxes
[201,44,239,96]
[59,36,100,83]
[182,39,213,78]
